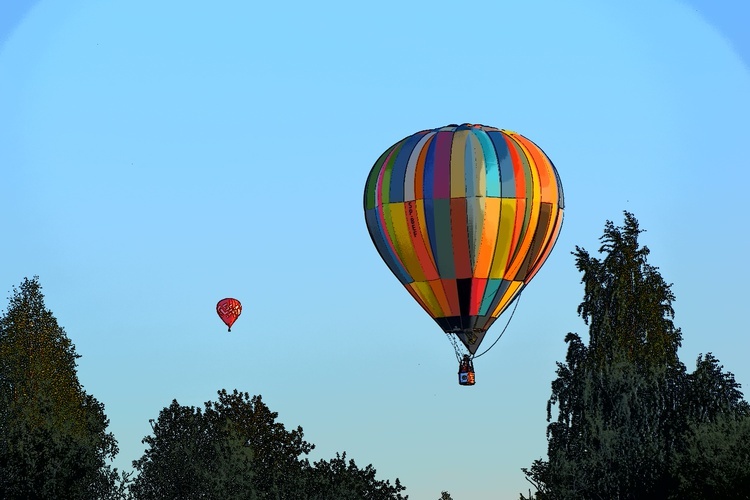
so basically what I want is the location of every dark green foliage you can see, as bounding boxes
[132,390,407,499]
[522,213,750,499]
[673,355,750,499]
[573,212,682,368]
[675,412,750,499]
[306,452,407,500]
[130,399,256,499]
[683,353,750,424]
[438,491,453,500]
[0,277,120,499]
[204,390,311,499]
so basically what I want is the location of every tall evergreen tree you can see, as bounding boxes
[0,277,119,499]
[523,213,685,498]
[575,212,682,368]
[522,213,750,499]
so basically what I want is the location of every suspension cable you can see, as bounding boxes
[473,294,522,359]
[446,332,465,362]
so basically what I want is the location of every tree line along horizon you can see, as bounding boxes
[1,211,749,499]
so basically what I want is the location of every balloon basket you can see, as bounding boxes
[458,370,475,386]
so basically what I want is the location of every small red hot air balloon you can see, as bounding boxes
[216,298,242,332]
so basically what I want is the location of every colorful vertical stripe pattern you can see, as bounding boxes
[364,124,564,353]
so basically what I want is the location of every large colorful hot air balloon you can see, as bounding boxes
[364,123,564,385]
[216,298,242,332]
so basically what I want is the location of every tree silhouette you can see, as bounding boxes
[522,213,750,499]
[0,277,119,498]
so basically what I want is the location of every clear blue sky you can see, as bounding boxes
[2,1,749,498]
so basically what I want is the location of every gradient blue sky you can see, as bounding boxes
[2,1,749,498]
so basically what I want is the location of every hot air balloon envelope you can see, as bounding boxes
[364,123,564,355]
[216,298,242,332]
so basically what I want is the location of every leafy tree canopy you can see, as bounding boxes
[522,213,750,499]
[0,277,120,499]
[132,389,407,499]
